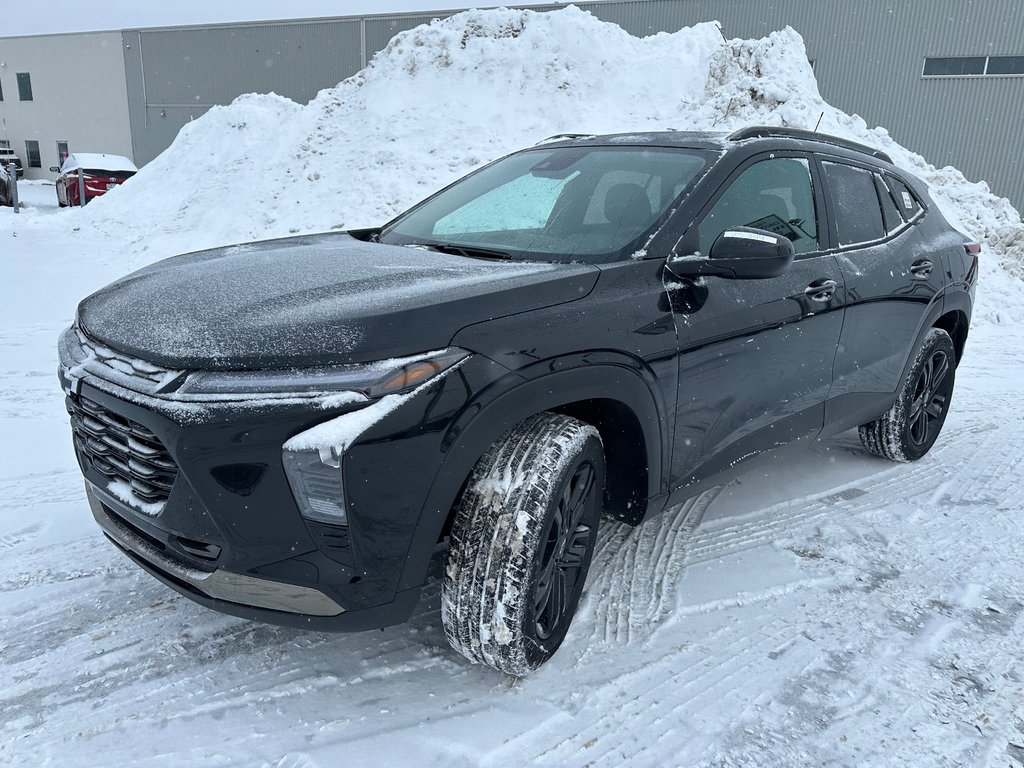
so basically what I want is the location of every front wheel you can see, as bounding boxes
[859,327,956,462]
[442,412,604,676]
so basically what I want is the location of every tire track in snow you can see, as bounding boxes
[585,484,725,646]
[681,417,1012,567]
[0,522,45,551]
[534,408,1024,766]
[579,411,1007,651]
[505,610,797,768]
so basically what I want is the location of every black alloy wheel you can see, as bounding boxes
[907,347,953,450]
[533,460,598,641]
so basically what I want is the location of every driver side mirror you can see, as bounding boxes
[667,227,795,280]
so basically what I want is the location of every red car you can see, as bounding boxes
[51,153,137,207]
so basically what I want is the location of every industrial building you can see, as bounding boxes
[1,0,1021,210]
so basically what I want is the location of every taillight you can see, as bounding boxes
[964,243,980,284]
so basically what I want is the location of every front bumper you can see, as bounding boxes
[58,327,511,631]
[88,482,344,616]
[59,371,425,630]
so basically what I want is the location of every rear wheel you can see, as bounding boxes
[859,327,956,462]
[442,412,604,676]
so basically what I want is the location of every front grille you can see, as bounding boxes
[68,396,177,506]
[76,328,180,390]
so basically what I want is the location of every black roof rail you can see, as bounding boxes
[727,126,893,164]
[536,133,594,144]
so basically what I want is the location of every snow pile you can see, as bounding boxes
[77,7,722,258]
[57,6,1022,309]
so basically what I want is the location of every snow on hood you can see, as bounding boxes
[70,6,1019,308]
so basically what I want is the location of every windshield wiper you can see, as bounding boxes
[407,242,513,260]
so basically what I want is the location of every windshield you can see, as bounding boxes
[379,146,709,263]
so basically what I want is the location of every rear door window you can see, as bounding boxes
[822,161,885,246]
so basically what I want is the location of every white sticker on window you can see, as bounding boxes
[723,230,777,244]
[901,191,913,209]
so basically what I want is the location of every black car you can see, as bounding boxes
[59,127,978,675]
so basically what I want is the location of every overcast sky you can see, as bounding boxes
[7,1,561,37]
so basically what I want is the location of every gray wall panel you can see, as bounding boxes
[126,20,362,164]
[137,22,361,106]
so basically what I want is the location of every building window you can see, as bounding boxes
[56,141,69,167]
[0,139,10,149]
[986,56,1024,75]
[924,55,1024,77]
[25,140,41,168]
[923,57,986,76]
[0,77,4,101]
[17,72,33,101]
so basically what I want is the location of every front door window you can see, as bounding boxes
[698,158,819,256]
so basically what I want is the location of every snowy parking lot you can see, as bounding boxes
[3,8,1024,767]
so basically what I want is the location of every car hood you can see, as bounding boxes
[77,233,599,370]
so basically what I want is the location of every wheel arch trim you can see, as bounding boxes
[396,361,665,591]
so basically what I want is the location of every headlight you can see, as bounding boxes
[279,348,470,527]
[178,348,469,398]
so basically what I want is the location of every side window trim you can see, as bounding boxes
[806,154,831,259]
[873,171,909,236]
[689,150,827,260]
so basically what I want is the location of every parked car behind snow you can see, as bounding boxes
[51,153,137,206]
[0,164,14,207]
[0,147,24,179]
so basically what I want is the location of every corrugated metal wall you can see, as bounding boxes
[122,0,1024,210]
[121,20,363,164]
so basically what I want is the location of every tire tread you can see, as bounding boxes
[442,412,602,676]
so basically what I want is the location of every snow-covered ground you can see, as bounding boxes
[3,7,1024,766]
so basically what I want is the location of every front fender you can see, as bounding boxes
[396,358,666,592]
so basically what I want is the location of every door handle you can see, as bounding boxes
[910,259,934,279]
[804,278,838,302]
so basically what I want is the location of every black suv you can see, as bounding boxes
[59,127,978,675]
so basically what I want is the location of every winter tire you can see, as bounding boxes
[859,327,956,462]
[442,412,604,676]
